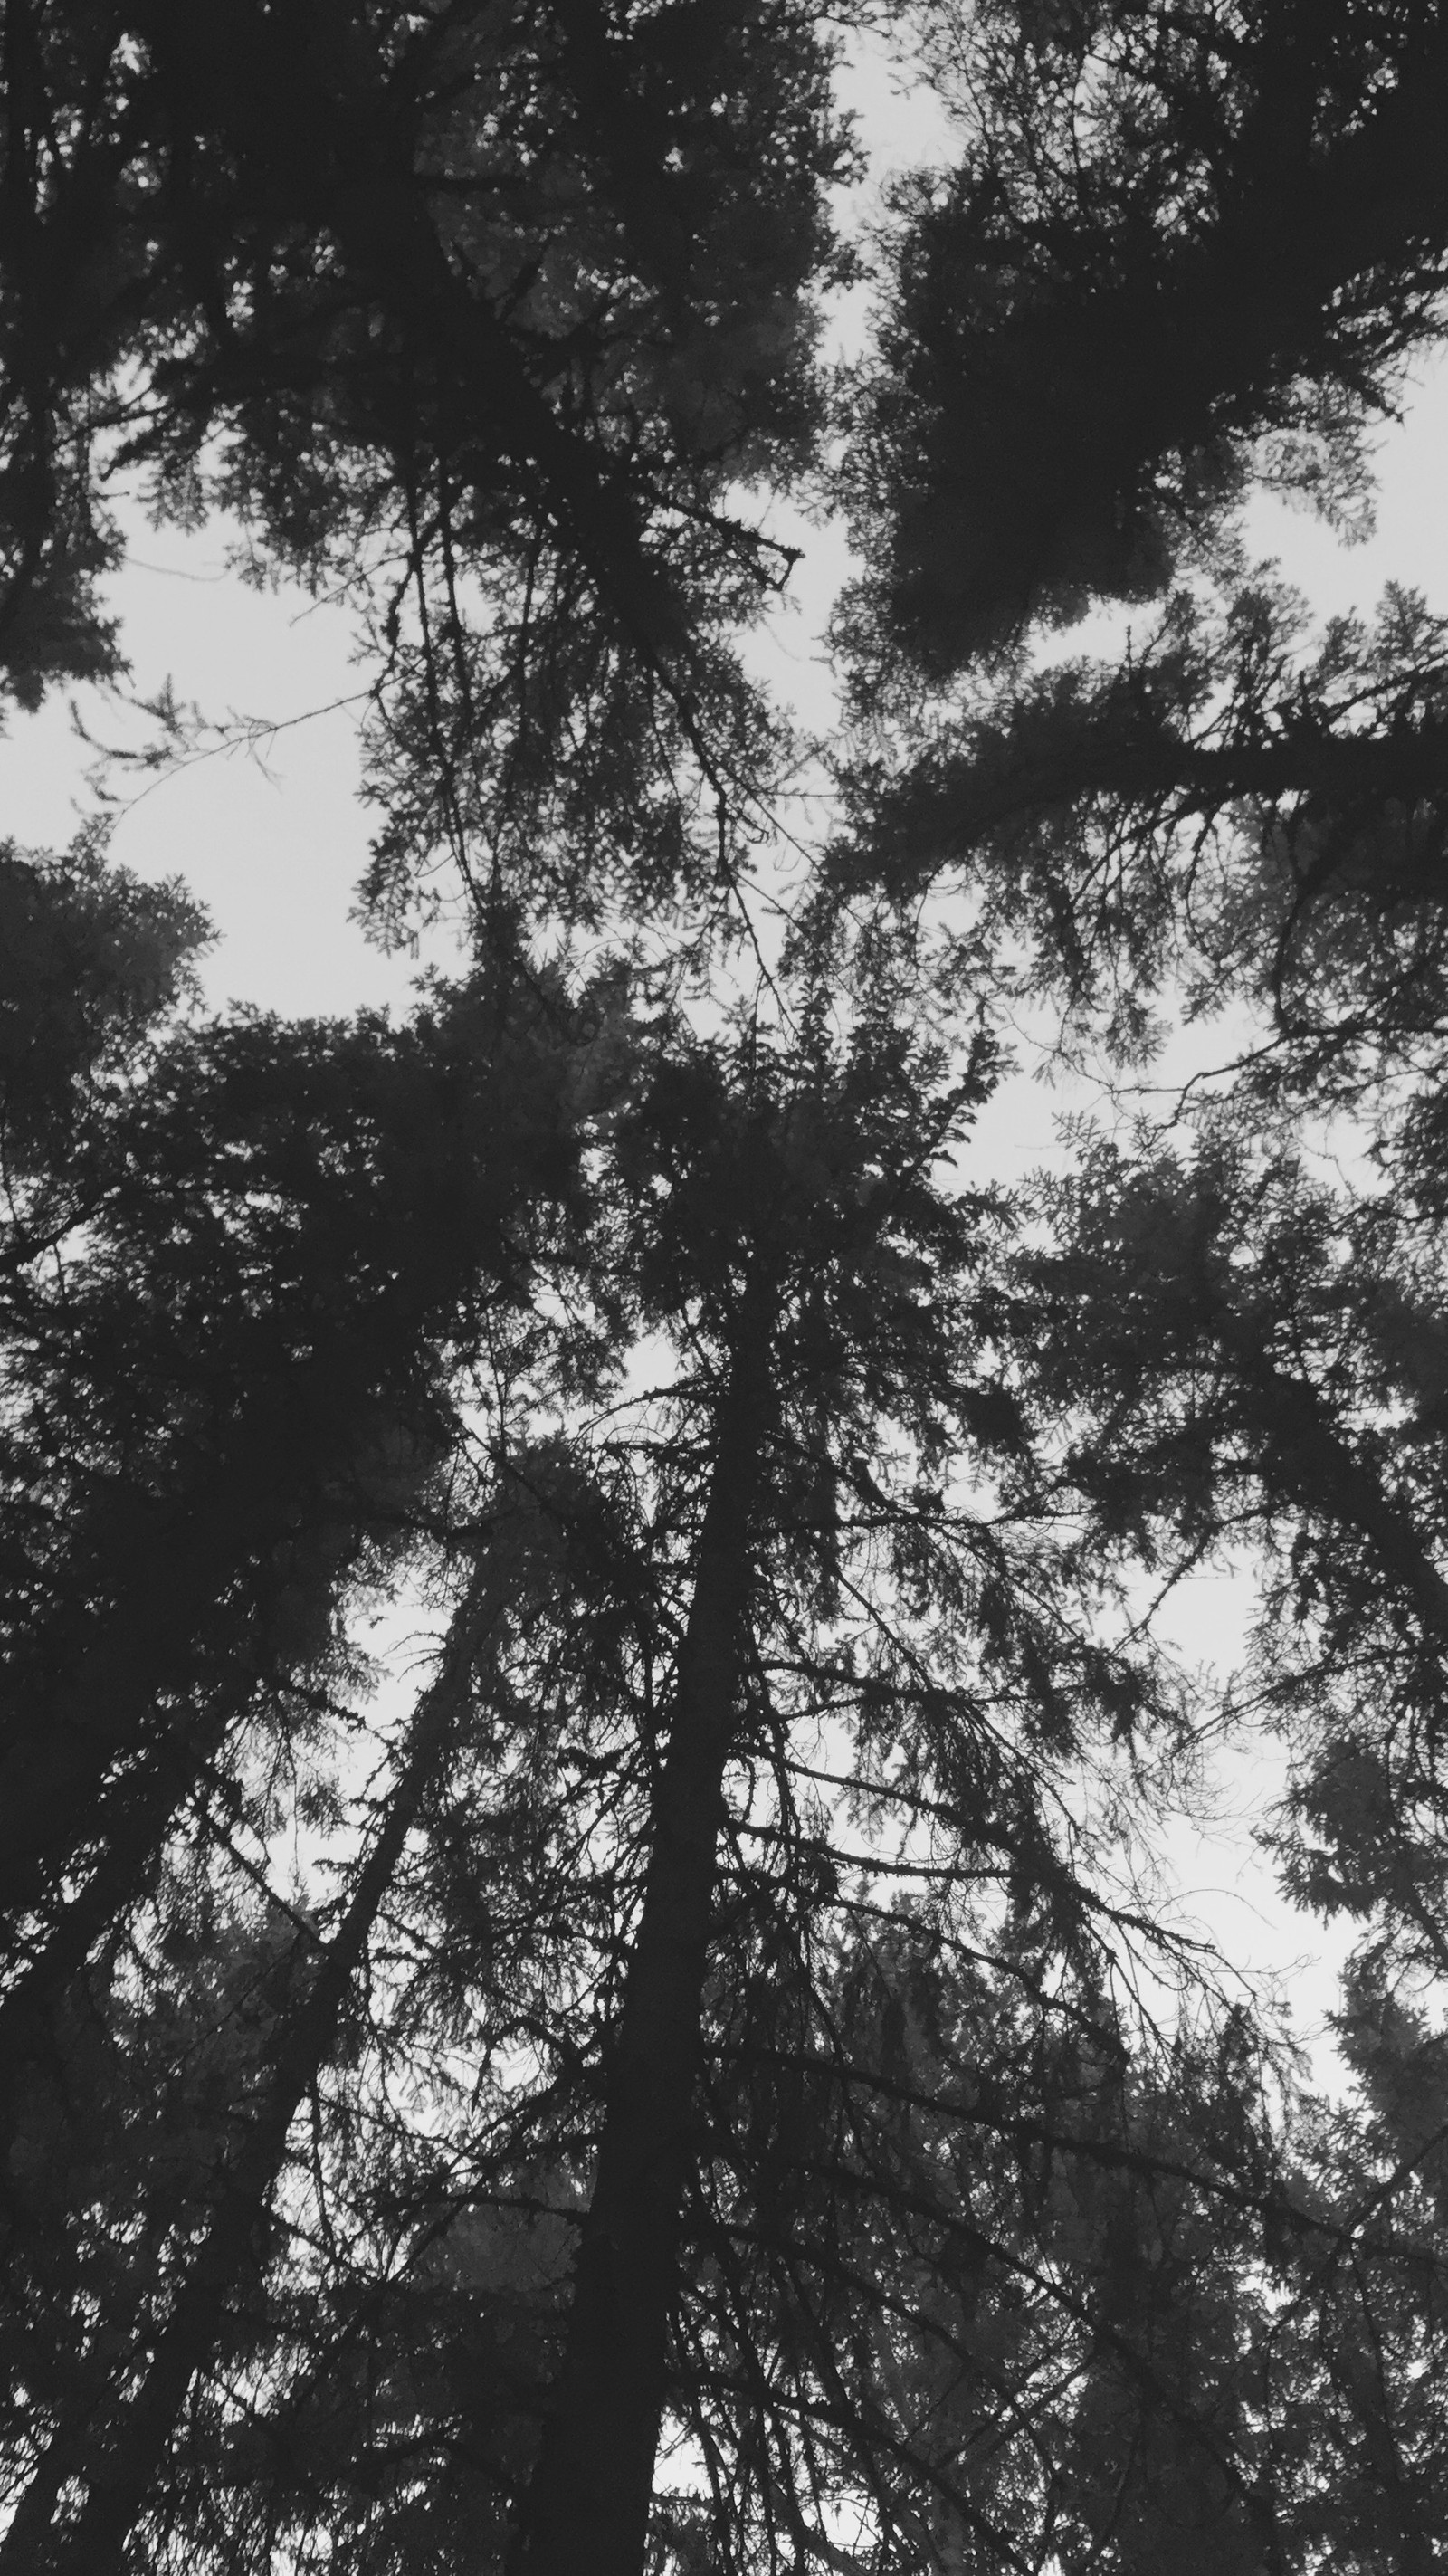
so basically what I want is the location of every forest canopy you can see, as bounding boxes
[6,6,1448,2574]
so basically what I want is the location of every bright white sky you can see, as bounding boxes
[7,40,1446,2079]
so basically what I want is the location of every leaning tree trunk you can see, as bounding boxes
[513,1280,775,2576]
[3,1559,506,2576]
[0,1693,249,2126]
[0,1494,278,1930]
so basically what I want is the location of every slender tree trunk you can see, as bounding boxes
[0,1712,237,2105]
[513,1283,775,2576]
[4,1562,504,2576]
[0,1539,261,1929]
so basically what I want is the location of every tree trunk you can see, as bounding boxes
[513,1282,774,2576]
[4,1561,505,2576]
[0,1532,263,1934]
[0,1711,236,2106]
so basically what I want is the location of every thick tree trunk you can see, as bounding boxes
[4,1563,504,2576]
[512,1288,774,2576]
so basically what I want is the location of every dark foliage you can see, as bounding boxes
[833,568,1448,1117]
[0,845,590,2073]
[10,10,1448,2576]
[840,0,1448,677]
[1,0,849,918]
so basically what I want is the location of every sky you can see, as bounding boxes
[9,27,1448,1035]
[7,40,1446,2078]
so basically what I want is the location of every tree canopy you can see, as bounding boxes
[7,5,1448,2574]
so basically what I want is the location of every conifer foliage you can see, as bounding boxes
[7,6,1448,2574]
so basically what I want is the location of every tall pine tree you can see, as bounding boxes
[10,6,1448,2572]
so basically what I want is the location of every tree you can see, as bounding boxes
[1,0,850,924]
[830,565,1448,1128]
[0,849,599,2133]
[12,5,1448,2572]
[839,0,1448,677]
[817,10,1448,2561]
[13,982,1433,2576]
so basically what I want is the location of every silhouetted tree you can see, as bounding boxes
[1,0,849,922]
[840,0,1448,676]
[11,8,1448,2573]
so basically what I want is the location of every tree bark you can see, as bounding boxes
[4,1560,505,2576]
[512,1279,775,2576]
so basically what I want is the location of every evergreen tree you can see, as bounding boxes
[840,0,1448,674]
[1,0,849,921]
[14,986,1429,2575]
[0,845,595,2146]
[828,0,1448,2136]
[10,6,1448,2573]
